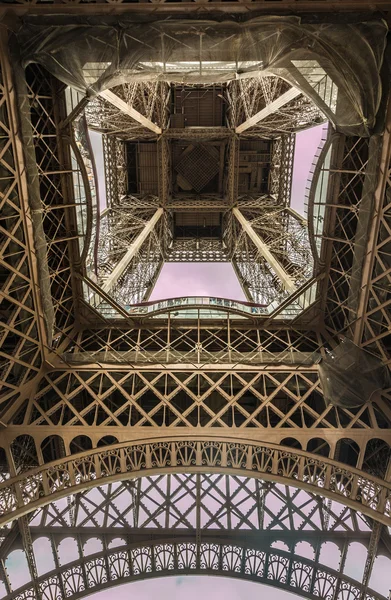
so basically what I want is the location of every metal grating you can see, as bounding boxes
[175,144,220,192]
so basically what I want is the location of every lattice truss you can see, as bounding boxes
[62,318,323,363]
[0,32,390,422]
[354,103,391,366]
[26,475,379,532]
[92,195,314,306]
[94,196,168,305]
[102,135,127,208]
[9,365,391,449]
[27,68,78,338]
[2,23,391,600]
[0,44,42,402]
[269,134,296,205]
[167,236,227,262]
[93,193,314,307]
[223,198,313,305]
[226,77,324,137]
[322,136,372,338]
[86,75,318,306]
[0,475,390,600]
[85,82,170,140]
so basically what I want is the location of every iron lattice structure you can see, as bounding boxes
[1,4,391,600]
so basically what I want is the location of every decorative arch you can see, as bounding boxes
[280,437,302,450]
[4,474,384,599]
[97,435,119,448]
[0,437,391,527]
[335,438,360,468]
[70,435,93,455]
[2,538,386,600]
[319,542,341,571]
[33,536,56,577]
[294,541,315,561]
[41,435,66,463]
[307,438,331,458]
[10,434,39,473]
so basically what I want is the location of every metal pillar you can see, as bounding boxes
[99,90,162,134]
[233,207,297,293]
[236,87,302,134]
[101,207,163,295]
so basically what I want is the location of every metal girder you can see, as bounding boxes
[99,90,162,135]
[101,208,163,295]
[3,535,386,600]
[236,87,302,134]
[0,0,390,13]
[25,476,377,539]
[0,31,44,398]
[353,96,391,349]
[1,474,390,600]
[1,23,391,600]
[233,207,297,293]
[1,438,391,527]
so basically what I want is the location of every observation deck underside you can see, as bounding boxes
[1,4,391,600]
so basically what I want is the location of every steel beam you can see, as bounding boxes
[1,0,391,15]
[99,90,162,135]
[233,207,296,292]
[353,96,391,345]
[0,31,49,355]
[3,535,385,600]
[1,438,391,527]
[101,208,163,294]
[235,87,302,134]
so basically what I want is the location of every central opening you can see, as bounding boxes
[66,73,331,320]
[150,263,247,301]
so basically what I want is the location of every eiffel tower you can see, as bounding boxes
[1,3,391,599]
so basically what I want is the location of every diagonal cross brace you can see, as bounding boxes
[99,89,162,135]
[233,207,296,293]
[236,87,302,134]
[101,208,163,295]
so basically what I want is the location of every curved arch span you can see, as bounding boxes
[3,538,386,600]
[0,437,391,527]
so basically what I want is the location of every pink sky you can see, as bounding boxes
[150,262,246,301]
[4,475,389,599]
[290,125,324,214]
[85,577,302,600]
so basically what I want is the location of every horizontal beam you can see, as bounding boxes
[233,207,296,293]
[2,1,390,15]
[236,87,302,134]
[99,90,162,134]
[0,437,390,527]
[101,207,163,294]
[29,527,371,542]
[5,537,383,600]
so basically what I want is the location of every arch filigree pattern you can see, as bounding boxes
[1,19,391,600]
[3,539,385,600]
[1,439,391,527]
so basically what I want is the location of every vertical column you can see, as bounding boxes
[101,208,163,295]
[233,207,296,293]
